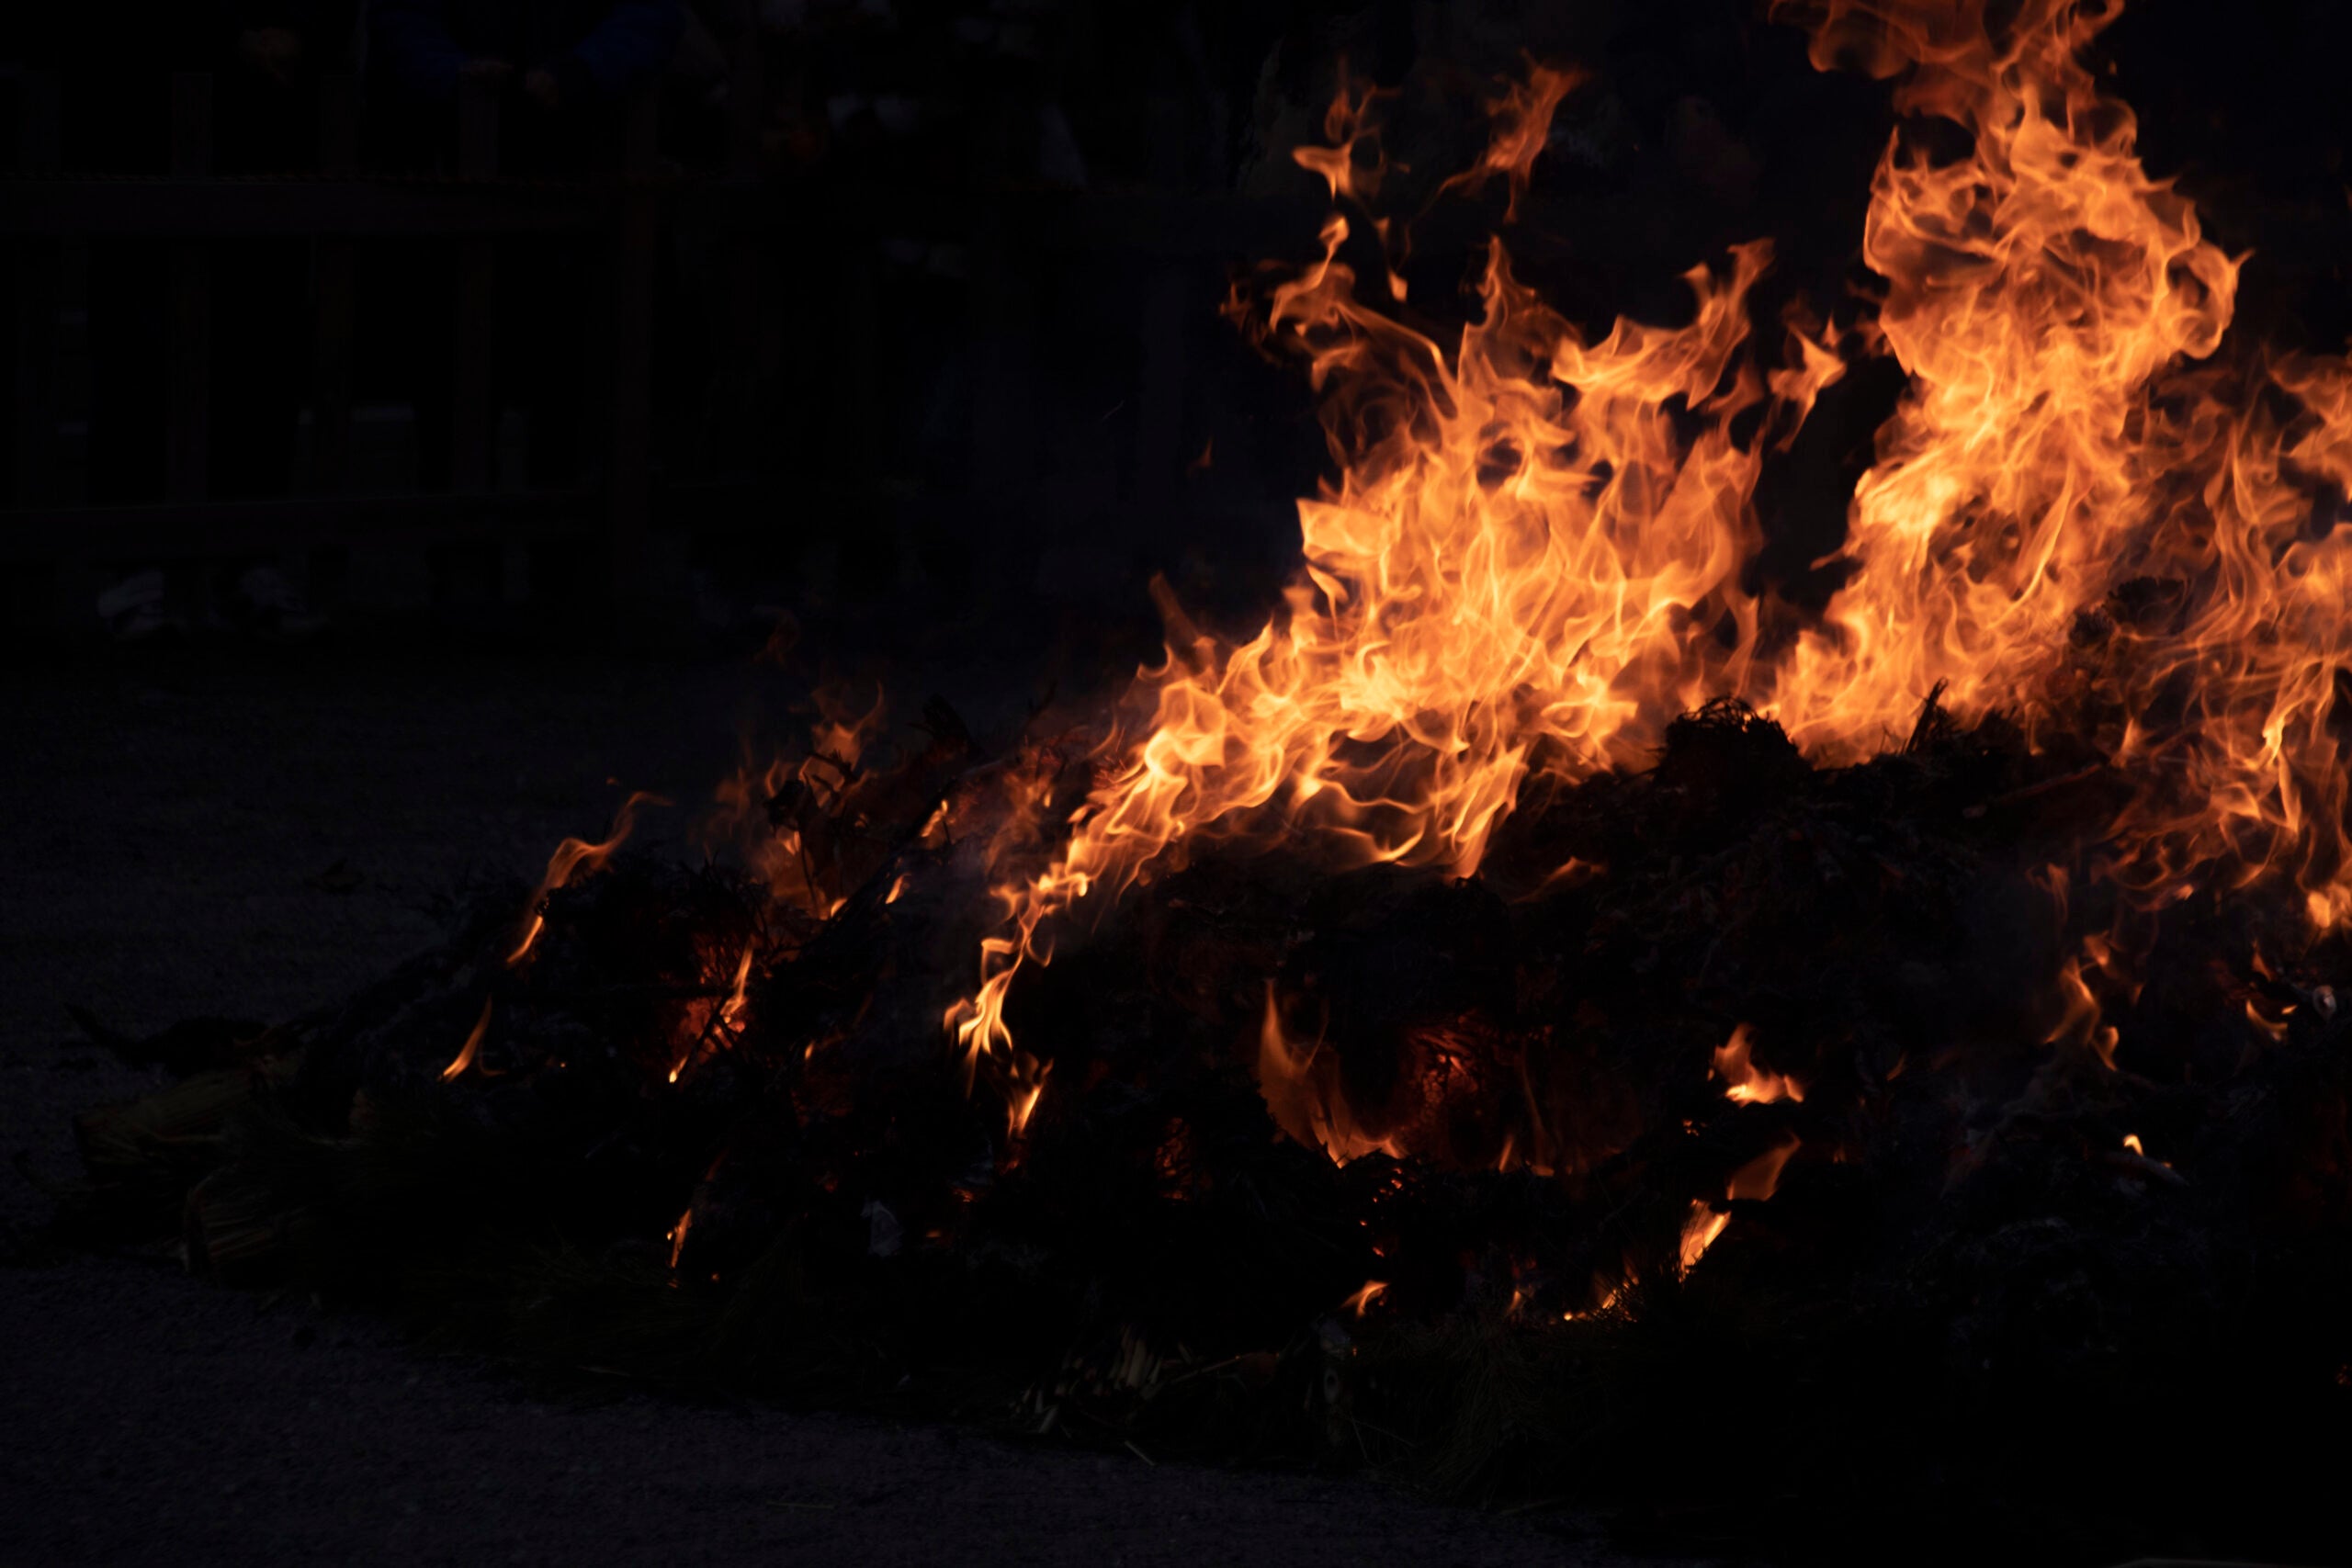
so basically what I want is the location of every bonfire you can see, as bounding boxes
[64,3,2352,1560]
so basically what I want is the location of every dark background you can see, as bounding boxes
[3,7,2350,1563]
[3,0,2348,680]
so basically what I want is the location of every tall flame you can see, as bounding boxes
[946,3,2352,1146]
[1766,0,2352,925]
[946,74,1826,1103]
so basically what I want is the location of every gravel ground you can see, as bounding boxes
[0,649,1663,1568]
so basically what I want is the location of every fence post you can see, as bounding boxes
[451,74,499,495]
[727,0,763,183]
[605,88,660,604]
[967,102,1036,498]
[9,73,63,628]
[716,0,770,500]
[311,73,357,497]
[10,73,60,512]
[1132,98,1193,517]
[167,73,214,505]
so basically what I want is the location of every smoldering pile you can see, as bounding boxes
[59,690,2352,1563]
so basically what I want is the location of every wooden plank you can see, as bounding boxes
[711,0,768,499]
[170,71,215,177]
[8,71,64,627]
[9,72,60,508]
[605,89,661,601]
[726,0,764,181]
[710,0,768,490]
[0,179,618,237]
[166,73,213,504]
[310,74,358,495]
[450,76,499,494]
[0,179,1306,257]
[303,72,362,607]
[663,185,1306,257]
[0,490,594,563]
[711,234,764,480]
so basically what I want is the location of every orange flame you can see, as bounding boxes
[1342,1280,1388,1318]
[1679,1133,1802,1276]
[670,941,758,1085]
[1438,62,1584,220]
[718,942,754,1029]
[1255,985,1405,1166]
[509,791,667,964]
[440,997,493,1081]
[1005,1056,1051,1141]
[1564,1280,1623,1324]
[1290,64,1390,204]
[2046,945,2122,1072]
[1764,0,2352,931]
[1712,1023,1804,1105]
[949,217,1797,1122]
[701,680,888,919]
[946,9,2352,1154]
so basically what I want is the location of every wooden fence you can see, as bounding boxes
[0,54,1299,635]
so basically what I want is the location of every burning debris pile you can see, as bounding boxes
[64,694,2352,1555]
[57,1,2352,1559]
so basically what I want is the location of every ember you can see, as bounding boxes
[55,2,2352,1561]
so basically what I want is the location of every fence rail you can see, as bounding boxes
[1,55,1296,635]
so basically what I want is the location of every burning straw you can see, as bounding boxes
[52,4,2352,1560]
